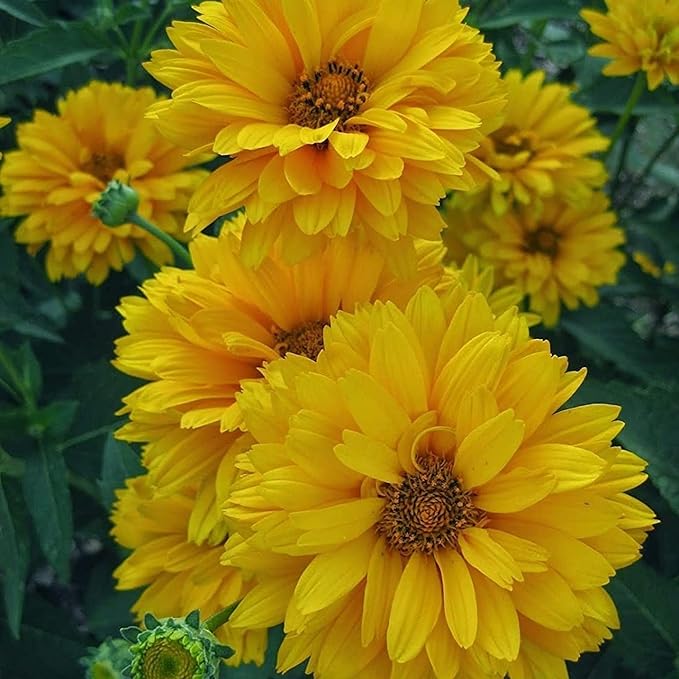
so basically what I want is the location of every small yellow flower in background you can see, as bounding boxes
[0,116,10,159]
[144,0,506,270]
[633,250,676,278]
[443,192,626,326]
[582,0,679,91]
[113,220,445,492]
[110,451,267,668]
[224,283,655,679]
[469,70,609,215]
[0,82,206,284]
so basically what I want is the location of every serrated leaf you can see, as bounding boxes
[0,23,112,85]
[0,0,48,27]
[0,476,30,639]
[98,435,143,509]
[22,443,73,580]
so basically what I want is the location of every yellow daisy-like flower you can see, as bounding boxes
[443,192,626,326]
[111,443,267,667]
[582,0,679,91]
[144,0,506,269]
[114,223,445,491]
[470,70,609,215]
[0,82,206,284]
[0,116,9,159]
[224,283,655,679]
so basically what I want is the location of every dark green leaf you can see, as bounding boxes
[28,399,79,441]
[0,23,112,85]
[477,0,581,29]
[98,434,143,509]
[0,476,30,638]
[571,379,679,515]
[0,0,48,27]
[22,443,73,580]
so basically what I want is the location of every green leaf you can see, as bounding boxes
[0,341,41,407]
[571,379,679,515]
[0,0,48,27]
[608,562,679,673]
[0,476,30,639]
[98,434,143,509]
[476,0,581,28]
[28,399,79,441]
[22,443,73,580]
[561,303,679,389]
[0,22,112,85]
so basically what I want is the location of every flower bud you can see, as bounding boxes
[92,180,139,227]
[81,638,132,679]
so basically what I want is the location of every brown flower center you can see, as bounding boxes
[287,59,370,132]
[525,226,560,257]
[493,126,534,157]
[273,320,326,360]
[376,454,485,556]
[83,152,125,183]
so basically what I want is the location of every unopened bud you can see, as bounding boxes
[92,180,140,227]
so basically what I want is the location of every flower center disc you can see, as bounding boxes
[376,454,485,556]
[494,126,534,157]
[141,638,198,679]
[287,59,370,131]
[83,152,125,182]
[274,320,326,360]
[525,226,560,257]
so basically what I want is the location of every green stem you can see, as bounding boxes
[67,471,100,502]
[605,73,645,161]
[57,425,114,453]
[522,19,547,71]
[138,4,177,59]
[129,213,193,268]
[610,118,637,199]
[204,603,238,633]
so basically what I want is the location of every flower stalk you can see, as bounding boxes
[605,72,646,161]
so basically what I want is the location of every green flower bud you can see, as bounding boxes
[121,611,233,679]
[81,638,132,679]
[92,180,140,227]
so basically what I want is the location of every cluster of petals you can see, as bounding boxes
[443,192,626,326]
[0,82,206,284]
[582,0,679,91]
[223,283,655,679]
[144,0,506,271]
[469,70,609,215]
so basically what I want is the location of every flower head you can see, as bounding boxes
[123,612,232,679]
[582,0,679,90]
[443,192,625,326]
[81,638,132,679]
[470,70,609,214]
[110,456,266,668]
[224,283,655,679]
[0,82,206,284]
[113,223,445,491]
[145,0,506,270]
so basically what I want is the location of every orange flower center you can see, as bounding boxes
[273,320,326,360]
[525,227,560,257]
[83,152,125,183]
[287,59,370,131]
[376,454,484,556]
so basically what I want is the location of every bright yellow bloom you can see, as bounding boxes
[0,82,206,284]
[470,70,609,215]
[114,223,445,491]
[443,192,626,326]
[145,0,506,270]
[224,284,655,679]
[582,0,679,90]
[0,116,9,159]
[111,446,267,667]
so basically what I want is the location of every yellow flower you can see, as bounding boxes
[224,283,655,679]
[111,446,267,667]
[0,116,9,159]
[144,0,506,270]
[582,0,679,90]
[114,223,445,491]
[470,70,609,215]
[443,192,626,326]
[0,82,206,284]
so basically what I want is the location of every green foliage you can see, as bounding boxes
[0,1,678,678]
